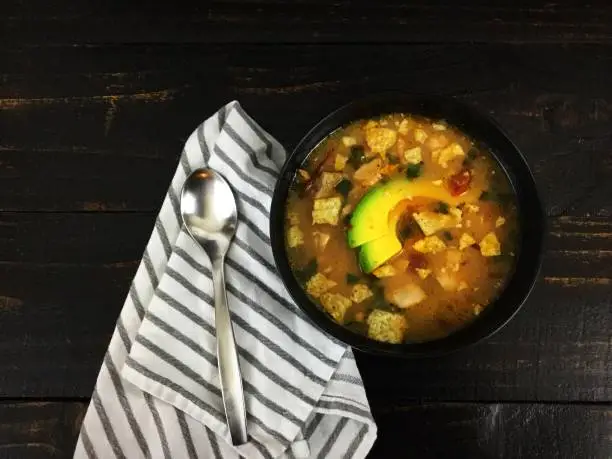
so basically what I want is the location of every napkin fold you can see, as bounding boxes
[74,101,377,459]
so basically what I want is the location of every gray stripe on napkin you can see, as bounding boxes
[74,101,377,459]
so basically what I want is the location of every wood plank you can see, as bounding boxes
[0,401,86,459]
[5,0,612,45]
[0,401,608,459]
[0,212,609,399]
[371,403,612,459]
[1,44,611,216]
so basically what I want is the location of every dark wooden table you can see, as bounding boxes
[2,1,611,457]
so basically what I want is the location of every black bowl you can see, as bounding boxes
[270,94,544,357]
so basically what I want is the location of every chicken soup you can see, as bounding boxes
[284,114,519,344]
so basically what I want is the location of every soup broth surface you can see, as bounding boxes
[285,113,519,344]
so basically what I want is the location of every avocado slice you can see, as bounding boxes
[348,178,475,248]
[359,231,402,273]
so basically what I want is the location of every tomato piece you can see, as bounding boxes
[409,252,428,269]
[448,169,472,196]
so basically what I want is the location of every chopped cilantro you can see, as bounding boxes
[348,145,366,168]
[398,226,412,242]
[443,231,453,241]
[296,259,318,282]
[388,155,399,165]
[346,273,360,284]
[335,179,352,197]
[405,162,423,179]
[435,201,450,214]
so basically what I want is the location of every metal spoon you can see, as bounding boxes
[180,168,248,445]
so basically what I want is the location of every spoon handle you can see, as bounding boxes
[211,257,248,445]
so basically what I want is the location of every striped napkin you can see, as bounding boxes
[74,101,377,459]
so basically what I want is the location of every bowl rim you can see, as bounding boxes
[270,93,545,357]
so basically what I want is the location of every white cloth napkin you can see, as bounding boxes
[74,101,378,459]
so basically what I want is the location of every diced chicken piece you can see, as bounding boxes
[313,231,330,251]
[351,284,373,303]
[287,211,300,226]
[403,146,422,164]
[427,134,449,150]
[334,154,348,171]
[415,268,432,279]
[312,197,343,226]
[391,284,427,309]
[458,281,468,291]
[287,226,304,248]
[342,136,357,147]
[459,233,476,250]
[353,158,383,187]
[413,211,452,236]
[398,119,414,135]
[365,127,397,155]
[432,180,443,186]
[435,143,465,168]
[446,249,462,273]
[373,265,397,278]
[413,128,428,144]
[436,269,459,292]
[367,310,407,344]
[465,203,480,214]
[432,122,447,131]
[320,292,352,323]
[480,232,501,257]
[413,236,446,254]
[496,216,506,228]
[306,273,337,298]
[315,172,343,198]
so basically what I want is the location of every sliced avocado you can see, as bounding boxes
[359,232,402,273]
[348,178,477,248]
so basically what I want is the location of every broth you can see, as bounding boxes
[284,114,519,344]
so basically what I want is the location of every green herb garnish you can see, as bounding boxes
[443,231,453,241]
[296,259,318,282]
[346,273,360,284]
[388,155,399,165]
[348,145,366,168]
[435,201,450,214]
[405,162,423,179]
[335,179,352,197]
[398,226,412,242]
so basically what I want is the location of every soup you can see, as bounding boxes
[284,114,519,344]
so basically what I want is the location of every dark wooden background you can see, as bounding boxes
[2,1,611,457]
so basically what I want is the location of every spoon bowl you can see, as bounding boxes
[180,168,248,445]
[181,168,238,257]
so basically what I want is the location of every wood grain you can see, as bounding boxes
[1,44,611,216]
[5,0,612,45]
[0,402,86,459]
[0,212,609,399]
[371,403,612,459]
